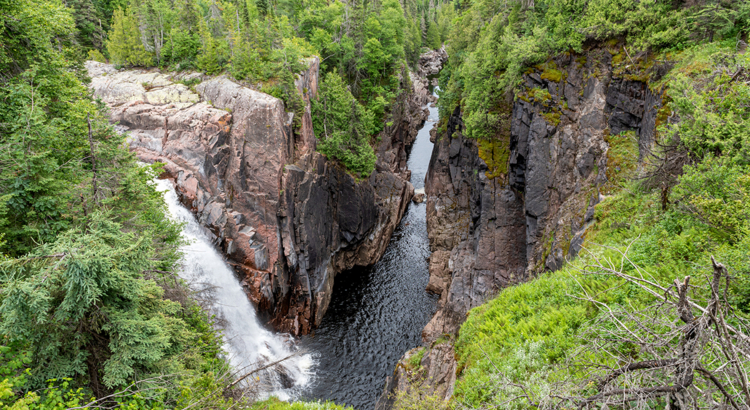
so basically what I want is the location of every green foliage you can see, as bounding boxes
[425,23,441,50]
[455,144,750,408]
[250,397,354,410]
[106,8,153,66]
[0,0,232,406]
[0,214,187,388]
[68,0,107,52]
[440,0,750,140]
[312,72,377,176]
[452,43,750,403]
[602,130,639,193]
[408,348,426,369]
[87,49,107,62]
[664,49,750,165]
[196,27,223,75]
[673,158,750,243]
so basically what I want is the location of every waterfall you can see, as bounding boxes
[155,179,313,400]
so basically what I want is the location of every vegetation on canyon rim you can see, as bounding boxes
[0,0,449,406]
[101,0,453,176]
[397,0,750,409]
[2,0,750,407]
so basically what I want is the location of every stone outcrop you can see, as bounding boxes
[375,342,457,410]
[411,48,448,107]
[379,46,663,410]
[421,48,663,342]
[418,47,448,78]
[86,58,426,335]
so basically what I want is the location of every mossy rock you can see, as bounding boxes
[603,129,639,194]
[540,68,564,82]
[542,111,561,126]
[478,136,510,180]
[528,87,553,104]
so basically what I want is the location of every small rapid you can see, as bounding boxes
[156,179,313,400]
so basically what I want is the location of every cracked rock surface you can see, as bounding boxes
[87,59,426,335]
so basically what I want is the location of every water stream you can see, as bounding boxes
[153,84,439,408]
[299,89,440,409]
[156,179,314,400]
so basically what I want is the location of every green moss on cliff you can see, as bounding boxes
[478,136,510,180]
[541,111,561,126]
[603,130,639,194]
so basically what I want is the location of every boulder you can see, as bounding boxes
[412,188,426,203]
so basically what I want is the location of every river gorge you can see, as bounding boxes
[299,87,440,409]
[86,50,447,410]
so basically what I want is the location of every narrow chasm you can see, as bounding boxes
[300,83,442,410]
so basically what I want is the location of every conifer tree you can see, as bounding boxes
[426,21,440,49]
[312,71,377,176]
[68,0,107,50]
[106,8,152,66]
[197,20,222,74]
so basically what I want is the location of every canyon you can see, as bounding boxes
[87,45,662,409]
[86,57,431,337]
[377,47,663,408]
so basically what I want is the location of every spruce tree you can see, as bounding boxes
[197,21,222,74]
[106,8,152,66]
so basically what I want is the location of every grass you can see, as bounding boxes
[251,397,354,410]
[453,148,750,408]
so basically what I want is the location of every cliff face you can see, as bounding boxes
[422,48,662,342]
[379,46,662,410]
[86,59,426,335]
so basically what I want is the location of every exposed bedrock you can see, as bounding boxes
[422,48,663,342]
[379,46,664,410]
[375,342,457,410]
[86,58,426,335]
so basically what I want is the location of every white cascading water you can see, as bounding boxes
[155,179,314,400]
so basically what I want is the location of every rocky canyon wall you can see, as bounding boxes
[86,58,426,335]
[378,46,663,409]
[422,47,662,341]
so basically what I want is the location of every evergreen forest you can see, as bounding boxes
[2,0,750,408]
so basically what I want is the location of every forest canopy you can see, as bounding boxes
[91,0,453,175]
[0,0,451,406]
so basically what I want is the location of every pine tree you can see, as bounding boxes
[426,21,440,49]
[312,71,377,176]
[256,0,269,16]
[68,0,107,50]
[0,214,186,391]
[106,8,152,66]
[197,20,222,74]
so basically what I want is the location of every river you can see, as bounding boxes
[299,88,440,409]
[156,85,439,408]
[157,179,314,400]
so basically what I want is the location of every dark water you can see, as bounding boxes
[299,93,440,410]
